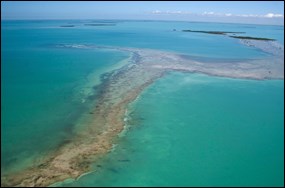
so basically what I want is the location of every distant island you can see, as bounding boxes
[182,29,276,41]
[182,30,245,35]
[229,36,276,41]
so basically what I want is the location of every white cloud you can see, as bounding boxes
[202,12,228,17]
[264,13,283,18]
[237,13,284,18]
[152,10,162,14]
[238,14,259,17]
[151,10,191,15]
[202,11,215,15]
[151,10,283,19]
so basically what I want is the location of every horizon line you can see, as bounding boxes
[1,18,284,27]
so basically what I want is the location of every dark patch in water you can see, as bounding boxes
[60,25,75,27]
[2,157,18,169]
[55,124,75,148]
[92,85,100,90]
[108,168,119,173]
[58,139,72,148]
[63,124,74,135]
[84,23,116,26]
[87,94,97,100]
[118,159,130,162]
[91,20,118,24]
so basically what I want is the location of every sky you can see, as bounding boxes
[1,1,284,25]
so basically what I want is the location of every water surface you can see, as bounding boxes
[63,72,284,187]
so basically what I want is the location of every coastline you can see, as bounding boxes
[1,39,284,187]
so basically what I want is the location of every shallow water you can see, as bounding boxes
[1,45,129,173]
[1,20,284,186]
[62,72,284,187]
[1,20,130,173]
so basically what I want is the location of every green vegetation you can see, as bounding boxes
[181,29,276,41]
[229,36,276,41]
[182,30,245,35]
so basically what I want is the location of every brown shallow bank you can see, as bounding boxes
[1,40,284,187]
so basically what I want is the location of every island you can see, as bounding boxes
[182,30,245,35]
[181,29,276,42]
[229,36,276,41]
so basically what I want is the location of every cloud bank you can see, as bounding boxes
[151,10,284,18]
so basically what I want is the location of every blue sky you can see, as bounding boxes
[1,1,284,25]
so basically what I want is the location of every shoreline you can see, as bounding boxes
[1,40,284,187]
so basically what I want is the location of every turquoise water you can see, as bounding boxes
[1,43,129,173]
[63,73,284,187]
[1,20,284,186]
[2,20,281,58]
[1,21,130,172]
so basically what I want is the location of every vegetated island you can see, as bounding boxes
[182,30,245,35]
[182,30,276,41]
[229,36,276,41]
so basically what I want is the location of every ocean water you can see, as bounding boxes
[1,20,130,173]
[1,20,284,186]
[62,73,284,187]
[2,20,281,59]
[1,40,129,173]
